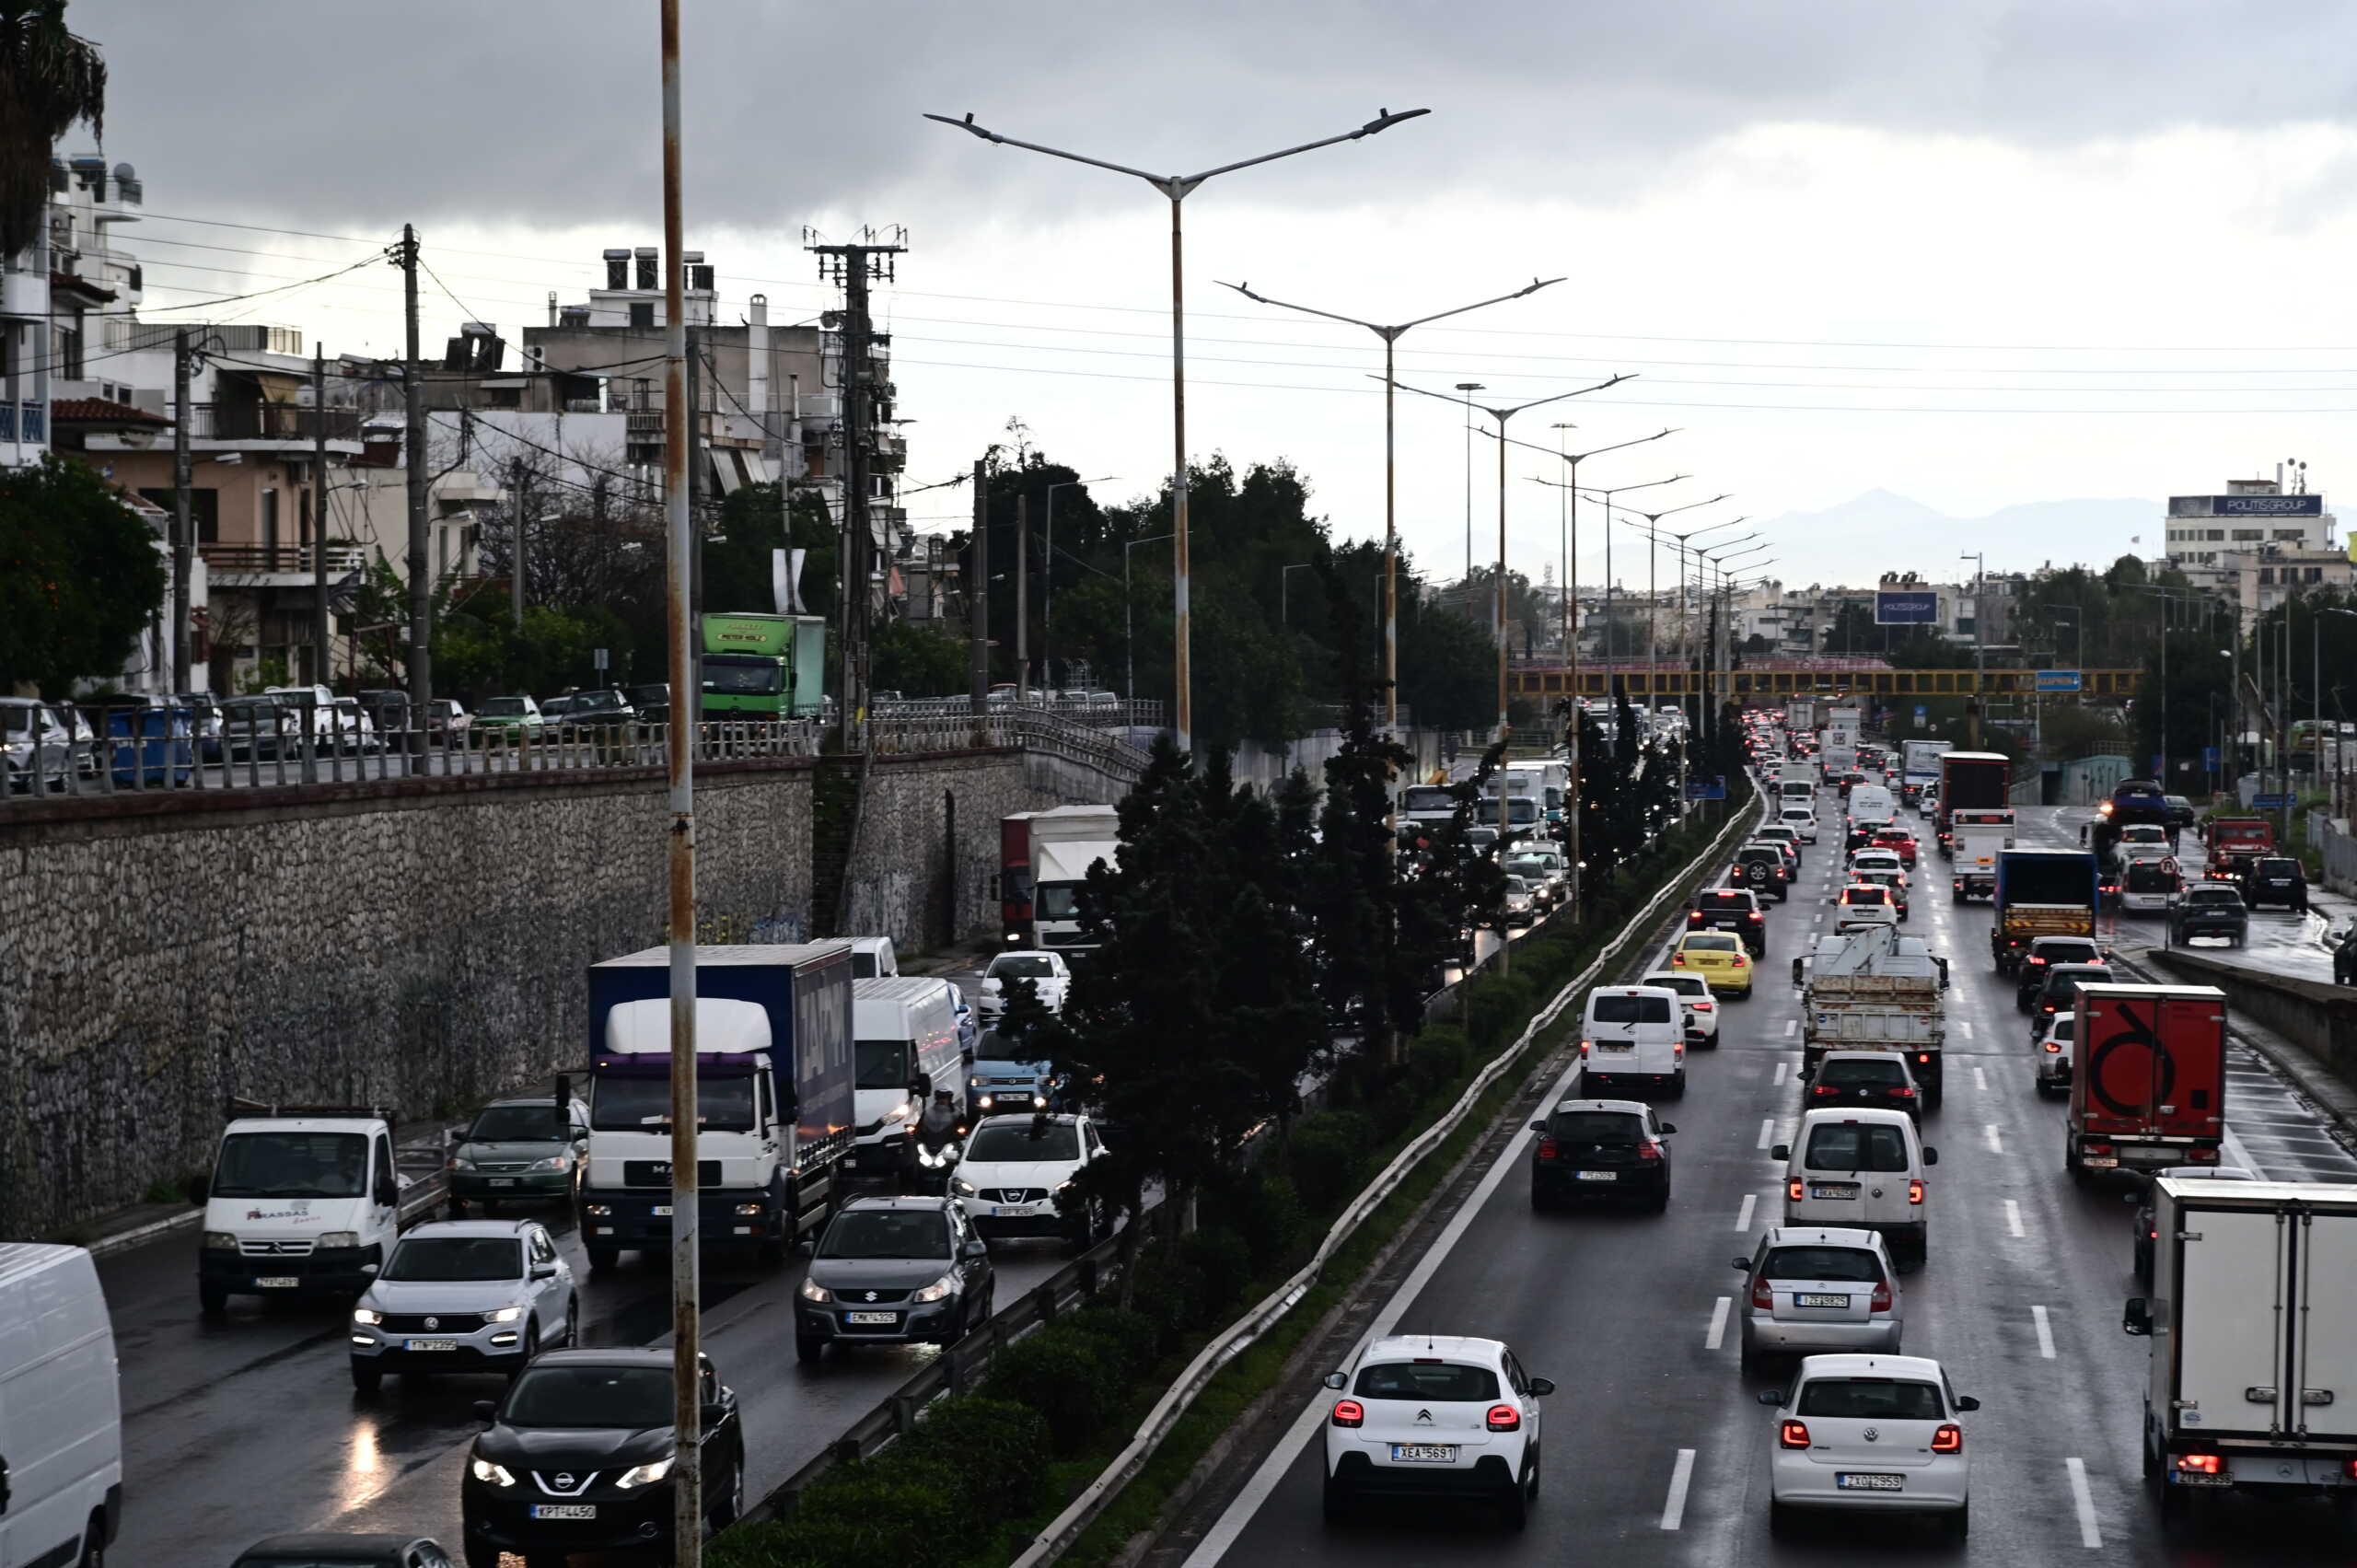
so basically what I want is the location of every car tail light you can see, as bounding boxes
[1748,912,1764,923]
[1812,1085,1838,1097]
[1674,1042,1686,1060]
[1932,1423,1963,1454]
[2176,1453,2223,1475]
[2085,1142,2113,1156]
[1909,1179,1925,1205]
[1779,1420,1811,1449]
[1916,1053,1931,1064]
[1751,1276,1774,1309]
[1536,1136,1560,1162]
[1689,911,1704,923]
[1733,956,1748,969]
[2043,1040,2062,1053]
[1331,1400,1364,1428]
[1694,1001,1714,1012]
[1637,1139,1663,1163]
[1671,954,1686,966]
[1788,1179,1805,1202]
[1487,1404,1521,1432]
[1579,1040,1592,1056]
[1892,1086,1916,1098]
[2189,1145,2220,1164]
[1869,1279,1892,1312]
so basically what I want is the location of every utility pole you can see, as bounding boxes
[968,457,988,714]
[685,321,702,619]
[807,231,905,752]
[1016,493,1028,698]
[312,347,331,689]
[170,327,193,693]
[656,5,702,1563]
[511,457,528,628]
[400,224,431,749]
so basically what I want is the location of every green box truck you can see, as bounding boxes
[699,612,827,718]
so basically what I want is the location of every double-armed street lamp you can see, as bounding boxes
[925,107,1431,754]
[1222,277,1562,732]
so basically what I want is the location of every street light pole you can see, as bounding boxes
[1041,474,1113,696]
[927,108,1429,756]
[1565,472,1690,694]
[1124,529,1175,703]
[1223,279,1561,735]
[1456,382,1484,585]
[1596,498,1734,725]
[1281,562,1314,625]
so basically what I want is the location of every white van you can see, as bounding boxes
[0,1246,122,1566]
[197,1108,404,1316]
[1777,779,1816,808]
[1772,1109,1938,1263]
[1846,784,1895,824]
[845,935,900,979]
[851,977,966,1173]
[1579,985,1687,1098]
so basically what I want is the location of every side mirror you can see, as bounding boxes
[1955,1395,1980,1412]
[700,1400,729,1426]
[1756,1389,1786,1407]
[961,1237,989,1260]
[1528,1120,1548,1132]
[1733,1257,1753,1271]
[981,978,1003,993]
[361,1261,380,1276]
[1923,1147,1939,1166]
[1528,1376,1556,1397]
[1323,1372,1348,1390]
[1657,1123,1677,1135]
[375,1183,398,1208]
[2123,1298,2153,1337]
[471,1399,498,1426]
[530,1265,557,1281]
[1771,1144,1791,1162]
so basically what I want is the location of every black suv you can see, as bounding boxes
[1528,1098,1675,1212]
[2013,937,2106,1012]
[2026,962,2111,1041]
[795,1196,995,1361]
[1689,888,1768,955]
[2169,883,2250,947]
[2241,856,2310,912]
[462,1348,743,1567]
[1728,848,1790,902]
[1805,1051,1922,1121]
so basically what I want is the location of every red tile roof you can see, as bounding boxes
[52,397,170,426]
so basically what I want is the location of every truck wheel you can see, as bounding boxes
[586,1244,621,1272]
[1923,1084,1943,1113]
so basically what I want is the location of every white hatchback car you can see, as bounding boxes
[2034,1012,2074,1098]
[976,950,1072,1018]
[1321,1334,1552,1530]
[1779,807,1820,844]
[1639,969,1720,1048]
[950,1112,1109,1249]
[1760,1353,1976,1540]
[348,1218,575,1392]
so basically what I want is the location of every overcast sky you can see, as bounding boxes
[70,0,2357,588]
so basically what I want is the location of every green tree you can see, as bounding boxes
[0,457,164,693]
[872,621,966,696]
[704,482,837,620]
[0,1,103,256]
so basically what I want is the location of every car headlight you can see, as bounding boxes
[526,1153,573,1172]
[352,1307,383,1325]
[470,1457,517,1487]
[448,1155,476,1170]
[486,1306,528,1324]
[911,1272,958,1304]
[798,1278,831,1303]
[317,1231,360,1249]
[615,1456,675,1489]
[951,1178,978,1196]
[203,1231,239,1251]
[969,1074,983,1088]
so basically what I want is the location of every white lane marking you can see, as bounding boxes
[1984,1123,2004,1154]
[2066,1456,2102,1546]
[1178,1046,1580,1568]
[1705,1296,1730,1350]
[1782,1018,1797,1037]
[1956,1018,1975,1040]
[1660,1447,1697,1530]
[1772,1061,1788,1086]
[1757,1118,1776,1151]
[2033,1304,2056,1359]
[2005,1199,2026,1237]
[1736,1193,1756,1232]
[1974,1065,1990,1093]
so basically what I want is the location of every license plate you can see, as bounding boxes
[651,1204,673,1215]
[405,1338,458,1352]
[1810,1184,1860,1200]
[1837,1473,1905,1492]
[1797,1294,1851,1308]
[994,1204,1036,1216]
[846,1310,897,1325]
[2175,1471,2233,1488]
[1574,1171,1619,1182]
[254,1276,299,1288]
[531,1504,598,1519]
[2083,1156,2119,1169]
[1389,1444,1457,1463]
[489,1178,517,1187]
[1596,1041,1632,1052]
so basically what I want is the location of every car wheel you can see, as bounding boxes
[710,1458,745,1530]
[1650,1180,1671,1214]
[463,1541,504,1568]
[199,1284,228,1318]
[513,1323,539,1376]
[1322,1473,1352,1525]
[1529,1185,1552,1213]
[1769,1499,1796,1539]
[796,1334,825,1364]
[1945,1502,1969,1541]
[446,1195,466,1219]
[1739,1338,1759,1376]
[1498,1477,1528,1533]
[350,1361,381,1394]
[563,1298,580,1348]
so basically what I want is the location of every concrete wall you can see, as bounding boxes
[2146,947,2357,1089]
[0,742,1132,1237]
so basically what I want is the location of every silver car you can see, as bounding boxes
[1734,1225,1901,1374]
[348,1218,576,1392]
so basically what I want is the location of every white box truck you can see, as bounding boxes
[2125,1179,2357,1518]
[1002,805,1121,957]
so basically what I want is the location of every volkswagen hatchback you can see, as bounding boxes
[1321,1334,1552,1531]
[1671,930,1754,998]
[1760,1353,1976,1540]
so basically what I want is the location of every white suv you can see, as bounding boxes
[1761,1353,1977,1540]
[1639,970,1719,1047]
[1321,1334,1552,1531]
[348,1219,575,1392]
[950,1112,1109,1249]
[977,950,1072,1018]
[1779,806,1820,844]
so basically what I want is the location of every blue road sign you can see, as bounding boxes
[2252,793,2294,809]
[2036,669,2082,692]
[1685,775,1727,801]
[1875,590,1939,625]
[2151,754,2164,776]
[2202,746,2221,768]
[1914,705,1927,721]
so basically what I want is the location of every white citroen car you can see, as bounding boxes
[1761,1353,1975,1541]
[1321,1334,1552,1531]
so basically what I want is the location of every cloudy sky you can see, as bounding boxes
[69,0,2357,589]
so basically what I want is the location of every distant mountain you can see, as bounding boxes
[1757,491,2160,586]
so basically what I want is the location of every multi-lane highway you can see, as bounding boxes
[101,1167,1086,1561]
[1176,786,2357,1567]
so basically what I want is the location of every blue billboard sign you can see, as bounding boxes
[2036,670,2082,692]
[2253,793,2294,809]
[1684,775,1727,801]
[1875,590,1939,625]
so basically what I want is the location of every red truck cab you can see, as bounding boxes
[2202,816,2275,881]
[2066,983,2227,1178]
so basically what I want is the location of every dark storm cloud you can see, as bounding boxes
[65,0,2357,231]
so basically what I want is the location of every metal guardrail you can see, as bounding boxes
[1006,787,1768,1567]
[870,707,1152,784]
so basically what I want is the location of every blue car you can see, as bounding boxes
[966,1029,1053,1119]
[96,703,194,787]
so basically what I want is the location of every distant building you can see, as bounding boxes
[2163,473,2348,631]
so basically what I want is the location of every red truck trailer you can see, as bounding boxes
[1935,751,2011,857]
[2066,983,2228,1178]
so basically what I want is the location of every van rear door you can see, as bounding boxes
[2293,1207,2357,1437]
[2177,1202,2291,1438]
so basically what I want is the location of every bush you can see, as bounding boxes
[1212,1169,1305,1275]
[1465,971,1537,1051]
[712,1456,971,1568]
[1177,1228,1254,1324]
[982,1323,1125,1451]
[1126,1249,1209,1348]
[898,1395,1050,1507]
[1403,1027,1468,1105]
[1285,1111,1376,1214]
[1062,1305,1159,1383]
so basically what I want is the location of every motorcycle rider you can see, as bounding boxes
[911,1087,965,1191]
[2334,925,2357,986]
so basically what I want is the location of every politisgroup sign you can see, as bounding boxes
[1875,590,1939,625]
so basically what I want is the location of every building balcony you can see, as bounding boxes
[197,542,366,586]
[0,400,47,444]
[183,403,363,446]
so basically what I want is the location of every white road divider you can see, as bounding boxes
[1010,794,1766,1567]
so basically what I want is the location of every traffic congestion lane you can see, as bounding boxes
[1183,778,2357,1568]
[104,1179,1086,1562]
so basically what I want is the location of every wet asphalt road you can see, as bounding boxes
[1179,782,2357,1568]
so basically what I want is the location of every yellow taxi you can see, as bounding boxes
[1671,929,1755,998]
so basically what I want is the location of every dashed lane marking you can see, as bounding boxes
[2005,1199,2026,1237]
[2066,1457,2102,1547]
[1984,1123,2004,1154]
[1956,1019,1975,1040]
[1758,1118,1776,1151]
[1705,1295,1730,1351]
[2033,1304,2056,1359]
[1736,1193,1756,1232]
[1661,1447,1697,1531]
[1772,1061,1788,1086]
[1782,1018,1797,1038]
[1974,1066,1990,1093]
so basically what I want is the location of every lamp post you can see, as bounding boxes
[1123,529,1175,703]
[926,107,1430,756]
[1960,552,1986,748]
[1632,520,1749,811]
[1392,375,1633,741]
[1281,562,1314,625]
[1041,474,1114,696]
[1222,278,1561,734]
[1695,537,1769,753]
[1596,498,1734,721]
[1571,473,1691,691]
[1456,382,1484,583]
[2321,607,2357,813]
